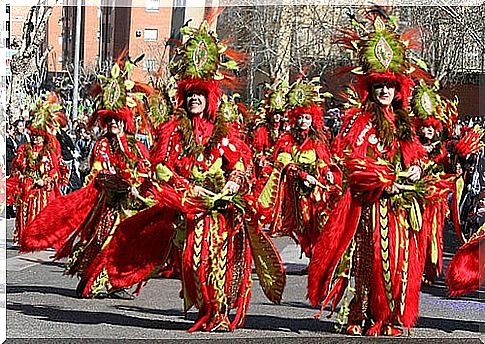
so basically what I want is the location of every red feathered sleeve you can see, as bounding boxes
[150,119,179,166]
[399,135,426,169]
[10,144,27,176]
[252,125,270,153]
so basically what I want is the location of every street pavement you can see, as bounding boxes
[4,218,484,343]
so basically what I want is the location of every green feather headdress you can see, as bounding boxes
[30,91,66,135]
[338,14,416,76]
[358,17,409,74]
[96,61,144,111]
[411,80,439,121]
[220,93,243,124]
[253,80,289,126]
[170,20,239,81]
[287,77,324,109]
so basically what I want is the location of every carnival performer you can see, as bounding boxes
[308,13,431,336]
[413,83,485,283]
[20,59,153,299]
[258,79,342,259]
[250,81,288,196]
[7,92,69,246]
[79,18,285,332]
[412,83,454,284]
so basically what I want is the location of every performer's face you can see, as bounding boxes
[271,112,281,124]
[186,91,207,116]
[373,84,395,106]
[32,135,44,145]
[297,113,312,130]
[107,117,125,136]
[422,125,436,140]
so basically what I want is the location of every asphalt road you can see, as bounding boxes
[3,218,484,343]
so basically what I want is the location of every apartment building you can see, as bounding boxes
[8,1,210,83]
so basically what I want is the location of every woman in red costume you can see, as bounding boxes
[259,79,341,258]
[308,13,430,336]
[413,83,484,284]
[8,92,69,246]
[21,60,152,299]
[250,81,288,197]
[79,19,285,332]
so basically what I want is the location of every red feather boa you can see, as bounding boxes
[446,232,485,297]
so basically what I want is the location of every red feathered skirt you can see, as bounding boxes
[14,184,60,245]
[349,198,428,331]
[64,192,127,296]
[182,207,253,332]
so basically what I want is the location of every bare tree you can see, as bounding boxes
[8,2,54,120]
[217,5,348,102]
[401,5,484,85]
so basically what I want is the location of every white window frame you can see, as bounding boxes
[145,0,159,11]
[144,28,158,42]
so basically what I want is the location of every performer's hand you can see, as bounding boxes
[192,185,215,198]
[385,183,400,195]
[423,144,433,153]
[221,180,240,195]
[407,165,422,182]
[36,179,45,187]
[326,171,334,184]
[130,186,140,198]
[305,174,318,186]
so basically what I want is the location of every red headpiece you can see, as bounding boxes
[287,104,324,132]
[176,78,222,121]
[418,116,443,132]
[90,107,136,133]
[354,71,415,108]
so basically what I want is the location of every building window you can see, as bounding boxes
[143,58,156,72]
[146,0,159,11]
[144,28,158,42]
[58,36,63,45]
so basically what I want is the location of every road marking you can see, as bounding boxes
[7,251,56,272]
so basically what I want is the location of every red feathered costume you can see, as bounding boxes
[259,104,342,258]
[80,77,285,332]
[446,227,485,297]
[21,106,152,297]
[416,115,454,284]
[308,72,430,335]
[251,112,286,198]
[8,129,68,245]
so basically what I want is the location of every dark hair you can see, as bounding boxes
[13,119,25,127]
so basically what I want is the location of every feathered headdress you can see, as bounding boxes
[253,80,289,126]
[30,91,67,137]
[89,54,152,133]
[286,78,327,131]
[169,11,244,121]
[412,80,442,131]
[336,10,427,108]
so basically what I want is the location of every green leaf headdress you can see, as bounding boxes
[169,20,240,82]
[30,91,67,136]
[287,77,323,110]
